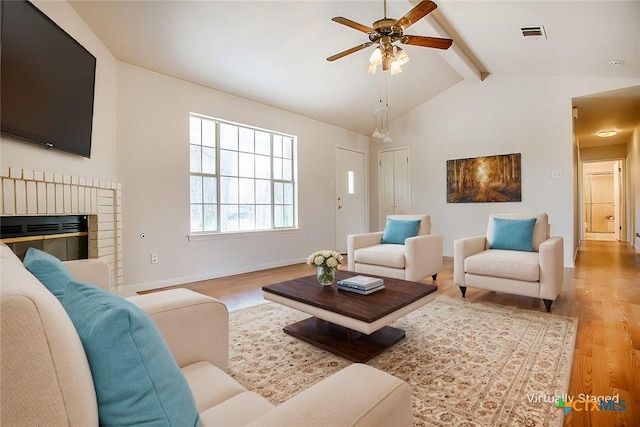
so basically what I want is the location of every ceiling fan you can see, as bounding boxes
[327,0,453,74]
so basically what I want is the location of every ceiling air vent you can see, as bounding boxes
[521,26,547,39]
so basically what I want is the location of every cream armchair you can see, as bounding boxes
[453,213,564,312]
[347,214,443,282]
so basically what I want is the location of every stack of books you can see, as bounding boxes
[337,275,385,295]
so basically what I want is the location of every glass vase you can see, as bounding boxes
[316,266,336,286]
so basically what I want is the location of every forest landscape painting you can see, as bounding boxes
[447,153,521,203]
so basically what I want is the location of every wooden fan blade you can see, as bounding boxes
[327,42,374,61]
[401,35,453,50]
[394,0,437,31]
[332,17,375,34]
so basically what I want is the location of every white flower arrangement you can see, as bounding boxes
[306,250,343,270]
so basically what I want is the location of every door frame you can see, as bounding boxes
[578,159,626,241]
[335,146,369,252]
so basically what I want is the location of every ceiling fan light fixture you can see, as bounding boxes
[395,47,410,65]
[367,63,377,74]
[597,130,617,138]
[369,47,383,65]
[390,60,402,75]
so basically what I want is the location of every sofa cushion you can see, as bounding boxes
[488,217,537,252]
[354,244,405,269]
[464,249,540,282]
[62,280,199,427]
[182,361,250,412]
[381,219,421,244]
[0,243,24,267]
[0,257,99,426]
[199,392,275,426]
[23,247,73,300]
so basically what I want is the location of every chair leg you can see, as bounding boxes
[543,299,552,313]
[459,286,466,298]
[432,273,438,281]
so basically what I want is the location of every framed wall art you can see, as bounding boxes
[447,153,521,203]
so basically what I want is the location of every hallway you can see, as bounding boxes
[566,240,639,426]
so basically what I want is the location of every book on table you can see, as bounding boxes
[337,283,385,295]
[337,275,384,290]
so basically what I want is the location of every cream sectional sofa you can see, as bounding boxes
[0,243,413,426]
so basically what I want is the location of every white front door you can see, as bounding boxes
[335,148,366,253]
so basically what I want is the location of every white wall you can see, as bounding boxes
[0,1,118,182]
[117,63,369,293]
[369,74,640,268]
[629,125,640,252]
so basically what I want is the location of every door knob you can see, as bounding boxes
[338,205,342,209]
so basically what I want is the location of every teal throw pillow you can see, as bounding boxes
[62,280,199,427]
[489,217,537,252]
[23,247,73,300]
[381,219,422,245]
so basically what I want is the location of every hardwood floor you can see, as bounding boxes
[147,240,640,426]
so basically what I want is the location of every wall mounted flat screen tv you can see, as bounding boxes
[1,0,97,158]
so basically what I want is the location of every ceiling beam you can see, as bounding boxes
[401,0,486,82]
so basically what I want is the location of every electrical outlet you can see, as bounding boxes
[551,171,562,179]
[151,253,158,264]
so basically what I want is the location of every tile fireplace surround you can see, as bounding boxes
[1,167,122,292]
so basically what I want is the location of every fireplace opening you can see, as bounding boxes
[1,215,88,261]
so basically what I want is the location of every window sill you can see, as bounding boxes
[187,228,300,241]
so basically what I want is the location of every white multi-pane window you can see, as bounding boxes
[189,114,297,233]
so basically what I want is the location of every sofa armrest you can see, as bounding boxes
[127,289,230,371]
[538,236,564,300]
[404,234,443,281]
[453,236,487,286]
[347,231,384,270]
[64,259,111,292]
[247,364,412,427]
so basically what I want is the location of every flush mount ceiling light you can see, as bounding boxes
[327,0,453,75]
[597,130,617,138]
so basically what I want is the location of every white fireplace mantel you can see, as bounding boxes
[1,166,122,293]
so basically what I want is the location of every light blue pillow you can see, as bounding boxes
[23,247,73,300]
[62,280,199,427]
[489,217,537,252]
[381,219,422,245]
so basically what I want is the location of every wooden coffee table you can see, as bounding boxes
[262,271,437,362]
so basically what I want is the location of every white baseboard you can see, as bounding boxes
[118,257,307,297]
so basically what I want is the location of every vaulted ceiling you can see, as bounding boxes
[69,0,640,146]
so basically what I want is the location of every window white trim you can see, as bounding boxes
[189,113,298,234]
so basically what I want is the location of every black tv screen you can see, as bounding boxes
[1,0,96,158]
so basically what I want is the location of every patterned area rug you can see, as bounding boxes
[228,297,577,426]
